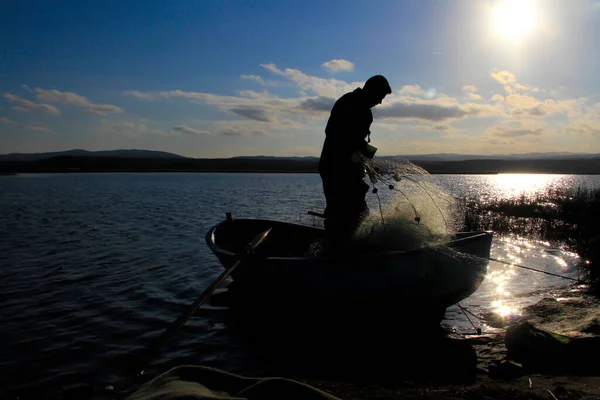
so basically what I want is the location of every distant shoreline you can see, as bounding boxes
[1,155,600,174]
[4,170,600,176]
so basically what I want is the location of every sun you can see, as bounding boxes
[493,0,537,41]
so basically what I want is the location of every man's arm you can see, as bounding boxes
[334,105,372,156]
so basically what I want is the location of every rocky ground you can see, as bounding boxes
[295,287,600,400]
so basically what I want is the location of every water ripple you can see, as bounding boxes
[1,172,599,395]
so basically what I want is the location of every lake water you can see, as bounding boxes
[1,172,599,396]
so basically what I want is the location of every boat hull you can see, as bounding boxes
[206,218,492,311]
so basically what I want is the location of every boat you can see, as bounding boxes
[205,214,493,321]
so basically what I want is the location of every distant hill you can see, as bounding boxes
[386,152,600,161]
[2,154,600,174]
[231,155,319,162]
[0,149,187,162]
[1,149,600,174]
[234,152,600,162]
[3,149,600,163]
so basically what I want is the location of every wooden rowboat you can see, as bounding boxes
[205,214,493,318]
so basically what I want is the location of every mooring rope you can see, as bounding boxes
[485,256,585,283]
[456,303,482,335]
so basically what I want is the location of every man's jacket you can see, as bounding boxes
[318,88,372,181]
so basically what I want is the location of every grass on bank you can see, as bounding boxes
[460,186,600,292]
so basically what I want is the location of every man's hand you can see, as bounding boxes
[365,163,378,183]
[359,140,377,159]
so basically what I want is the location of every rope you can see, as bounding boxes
[401,175,449,231]
[371,184,388,232]
[456,303,482,335]
[486,256,585,283]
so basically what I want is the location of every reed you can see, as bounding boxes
[460,186,600,292]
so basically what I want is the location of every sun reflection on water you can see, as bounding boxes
[482,235,577,322]
[493,174,560,200]
[441,174,596,334]
[491,300,522,318]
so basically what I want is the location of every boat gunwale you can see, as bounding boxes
[205,217,493,262]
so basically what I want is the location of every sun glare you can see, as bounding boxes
[493,0,537,41]
[493,174,554,199]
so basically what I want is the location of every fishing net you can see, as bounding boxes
[349,157,463,253]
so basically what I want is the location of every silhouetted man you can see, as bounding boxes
[319,75,392,248]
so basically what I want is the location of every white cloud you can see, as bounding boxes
[228,106,275,122]
[374,101,469,122]
[238,90,275,99]
[170,125,212,136]
[564,113,600,137]
[214,120,270,137]
[123,90,155,100]
[515,83,539,92]
[565,122,600,137]
[415,124,453,131]
[220,127,269,137]
[486,120,546,137]
[398,85,425,96]
[239,75,280,87]
[543,98,589,118]
[35,88,124,115]
[240,74,267,85]
[3,93,60,115]
[261,63,352,97]
[372,122,398,131]
[505,93,539,109]
[321,59,355,73]
[0,117,16,124]
[26,123,52,133]
[298,96,336,112]
[491,69,516,85]
[98,120,164,137]
[122,65,600,153]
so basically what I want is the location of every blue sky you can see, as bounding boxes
[1,0,600,157]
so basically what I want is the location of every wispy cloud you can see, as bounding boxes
[220,127,268,136]
[261,63,353,97]
[215,120,269,137]
[240,74,267,85]
[3,93,60,115]
[467,93,483,101]
[122,63,600,152]
[565,113,600,137]
[0,116,16,124]
[122,90,155,100]
[486,121,545,137]
[415,124,453,131]
[98,119,213,137]
[98,120,164,137]
[170,125,212,136]
[374,102,468,122]
[398,85,426,96]
[491,69,516,85]
[35,88,123,115]
[26,123,52,133]
[321,59,355,73]
[229,106,276,122]
[298,96,336,112]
